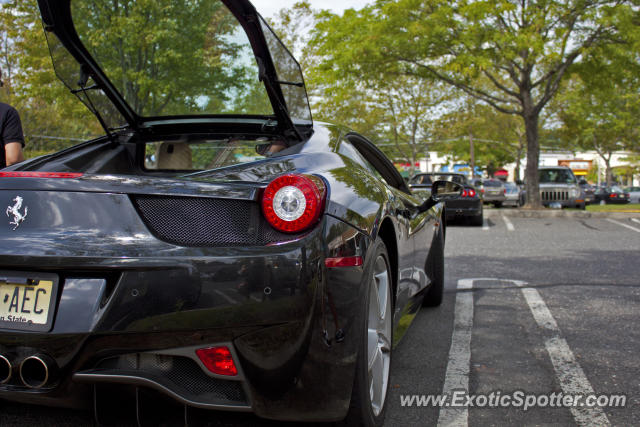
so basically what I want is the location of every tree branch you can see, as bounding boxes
[398,58,522,115]
[483,69,521,99]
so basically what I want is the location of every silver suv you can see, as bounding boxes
[539,166,585,209]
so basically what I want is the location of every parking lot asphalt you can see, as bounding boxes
[1,215,638,426]
[387,214,640,427]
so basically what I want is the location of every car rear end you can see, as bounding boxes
[0,166,367,422]
[444,186,482,221]
[480,179,506,206]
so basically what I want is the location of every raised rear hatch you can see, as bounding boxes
[36,0,312,142]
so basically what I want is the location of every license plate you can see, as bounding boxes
[0,272,59,332]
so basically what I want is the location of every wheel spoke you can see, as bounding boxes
[368,346,384,414]
[366,253,392,417]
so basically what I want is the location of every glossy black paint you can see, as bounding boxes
[0,121,442,422]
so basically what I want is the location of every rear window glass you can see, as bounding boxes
[426,174,466,184]
[144,138,281,171]
[539,169,577,184]
[70,0,273,118]
[483,180,503,187]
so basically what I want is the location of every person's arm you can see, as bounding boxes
[2,107,25,166]
[4,141,24,166]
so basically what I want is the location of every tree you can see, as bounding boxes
[310,0,636,206]
[0,0,276,159]
[268,3,452,175]
[1,0,101,157]
[551,64,640,186]
[432,98,526,178]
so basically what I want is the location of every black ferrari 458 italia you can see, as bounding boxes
[0,0,461,425]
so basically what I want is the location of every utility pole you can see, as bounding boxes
[469,132,475,179]
[424,142,429,172]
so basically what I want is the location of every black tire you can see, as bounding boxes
[469,212,483,227]
[423,222,444,307]
[493,201,503,208]
[343,238,392,427]
[579,202,586,210]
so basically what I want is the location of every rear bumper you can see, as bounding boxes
[0,216,371,422]
[444,200,482,218]
[482,195,506,203]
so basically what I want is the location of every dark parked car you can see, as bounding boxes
[594,185,631,204]
[409,173,483,226]
[0,1,461,425]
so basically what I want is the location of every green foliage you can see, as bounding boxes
[550,44,640,185]
[0,0,275,160]
[70,0,267,116]
[1,0,102,154]
[432,98,526,175]
[307,0,638,205]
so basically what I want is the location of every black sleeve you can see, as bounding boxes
[2,107,25,147]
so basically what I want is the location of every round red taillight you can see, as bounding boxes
[468,189,476,198]
[262,174,325,233]
[461,189,468,197]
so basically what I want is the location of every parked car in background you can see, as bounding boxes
[624,186,640,203]
[481,178,506,207]
[409,173,483,225]
[539,166,585,209]
[504,181,524,207]
[594,185,631,204]
[579,180,597,205]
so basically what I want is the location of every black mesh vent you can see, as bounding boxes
[95,354,247,405]
[131,195,301,247]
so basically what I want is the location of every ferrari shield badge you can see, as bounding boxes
[6,196,28,230]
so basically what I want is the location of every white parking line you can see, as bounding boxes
[502,215,515,231]
[606,218,640,233]
[517,283,611,426]
[437,279,474,427]
[631,218,640,225]
[482,218,490,231]
[213,290,239,304]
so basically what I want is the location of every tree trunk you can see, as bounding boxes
[515,133,525,182]
[523,113,541,207]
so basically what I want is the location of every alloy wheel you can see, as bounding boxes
[367,254,392,416]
